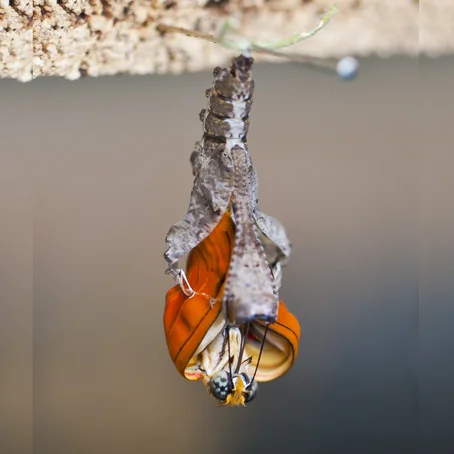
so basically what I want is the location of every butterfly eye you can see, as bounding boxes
[240,372,258,403]
[210,370,233,402]
[244,379,258,403]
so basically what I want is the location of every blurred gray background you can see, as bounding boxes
[0,56,453,454]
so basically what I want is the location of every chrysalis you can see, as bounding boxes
[165,55,291,327]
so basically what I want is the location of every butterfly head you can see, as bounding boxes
[209,370,258,407]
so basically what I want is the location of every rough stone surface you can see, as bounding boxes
[0,0,449,81]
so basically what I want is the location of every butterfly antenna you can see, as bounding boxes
[251,322,270,384]
[226,326,235,388]
[235,322,250,374]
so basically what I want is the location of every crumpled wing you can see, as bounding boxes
[164,143,234,274]
[246,301,300,382]
[163,212,234,378]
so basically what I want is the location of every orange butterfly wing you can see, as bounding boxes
[163,213,234,377]
[270,300,301,362]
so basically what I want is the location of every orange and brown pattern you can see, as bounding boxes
[163,211,300,406]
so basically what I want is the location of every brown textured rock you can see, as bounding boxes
[0,0,32,81]
[0,0,450,82]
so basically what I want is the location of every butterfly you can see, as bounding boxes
[164,211,300,406]
[163,54,300,405]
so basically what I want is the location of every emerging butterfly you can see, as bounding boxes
[164,211,300,406]
[163,54,300,406]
